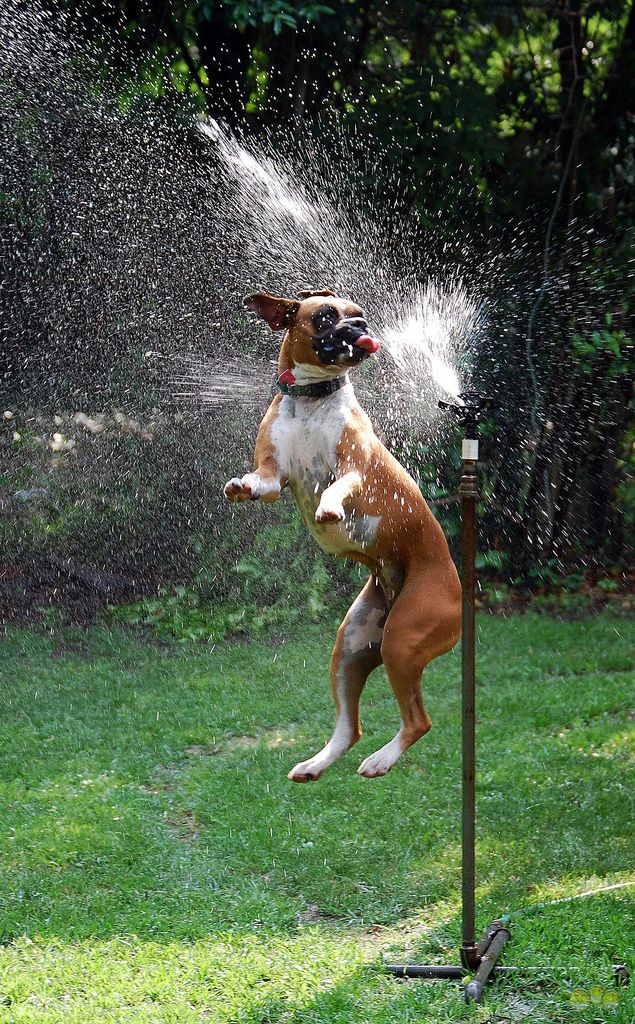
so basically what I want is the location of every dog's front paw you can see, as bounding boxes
[224,477,254,502]
[315,503,345,524]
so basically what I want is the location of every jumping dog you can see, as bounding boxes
[224,289,462,781]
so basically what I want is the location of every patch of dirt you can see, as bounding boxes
[185,726,299,758]
[495,996,541,1022]
[297,901,343,925]
[139,781,177,794]
[0,556,142,625]
[172,809,200,841]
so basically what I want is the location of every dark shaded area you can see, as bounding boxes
[1,0,634,621]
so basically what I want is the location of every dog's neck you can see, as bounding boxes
[276,361,353,400]
[289,362,349,387]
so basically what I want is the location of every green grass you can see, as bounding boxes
[0,612,633,1023]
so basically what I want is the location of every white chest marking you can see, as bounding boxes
[272,386,353,481]
[270,383,380,553]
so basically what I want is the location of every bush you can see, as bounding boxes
[0,403,362,623]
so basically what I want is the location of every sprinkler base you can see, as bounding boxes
[385,917,512,1003]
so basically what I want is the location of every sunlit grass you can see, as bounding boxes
[0,613,633,1022]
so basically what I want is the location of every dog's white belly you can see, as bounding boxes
[293,476,381,556]
[271,391,380,556]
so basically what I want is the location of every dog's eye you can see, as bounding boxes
[311,305,339,335]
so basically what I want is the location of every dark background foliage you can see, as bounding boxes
[1,0,633,627]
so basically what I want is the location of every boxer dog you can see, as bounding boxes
[224,289,461,781]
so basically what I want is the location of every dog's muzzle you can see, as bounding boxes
[312,316,381,365]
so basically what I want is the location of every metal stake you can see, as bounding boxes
[459,435,478,972]
[385,392,630,1001]
[385,392,511,1002]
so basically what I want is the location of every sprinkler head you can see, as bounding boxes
[438,392,494,440]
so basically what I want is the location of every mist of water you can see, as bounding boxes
[0,0,500,436]
[171,353,273,408]
[2,0,629,582]
[381,281,487,402]
[195,115,483,423]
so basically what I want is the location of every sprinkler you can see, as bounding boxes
[385,389,512,1004]
[386,390,631,1003]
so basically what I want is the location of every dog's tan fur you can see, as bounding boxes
[225,291,461,781]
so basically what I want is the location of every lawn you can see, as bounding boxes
[0,612,633,1023]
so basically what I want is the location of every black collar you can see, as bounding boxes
[277,374,349,398]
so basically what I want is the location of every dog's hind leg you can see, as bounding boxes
[288,576,386,782]
[357,562,461,779]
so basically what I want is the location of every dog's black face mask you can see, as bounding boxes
[311,305,370,366]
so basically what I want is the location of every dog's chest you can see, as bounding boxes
[271,391,379,554]
[272,394,346,501]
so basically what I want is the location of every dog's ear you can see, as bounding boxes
[297,288,338,300]
[243,293,300,331]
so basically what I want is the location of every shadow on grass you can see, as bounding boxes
[0,615,633,953]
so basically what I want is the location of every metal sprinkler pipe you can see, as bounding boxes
[386,392,630,1001]
[439,391,493,972]
[385,390,509,1003]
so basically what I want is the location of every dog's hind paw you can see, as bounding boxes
[357,747,399,778]
[287,758,324,783]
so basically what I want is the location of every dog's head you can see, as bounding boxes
[243,289,380,374]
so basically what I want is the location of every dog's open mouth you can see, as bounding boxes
[312,316,381,365]
[354,334,381,354]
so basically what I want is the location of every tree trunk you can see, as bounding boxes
[555,0,585,217]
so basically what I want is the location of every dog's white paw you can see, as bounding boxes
[224,477,253,501]
[315,503,345,524]
[357,755,393,778]
[357,745,401,779]
[287,757,326,783]
[225,474,280,503]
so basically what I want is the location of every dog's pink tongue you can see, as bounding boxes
[355,334,381,354]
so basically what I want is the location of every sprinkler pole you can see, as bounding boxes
[385,392,629,1001]
[457,401,479,973]
[385,391,513,1003]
